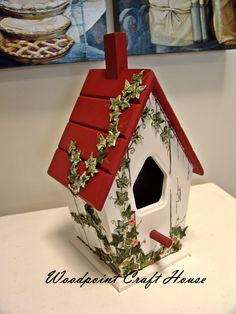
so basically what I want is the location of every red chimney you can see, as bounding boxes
[104,32,128,79]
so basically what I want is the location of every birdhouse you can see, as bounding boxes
[48,32,203,282]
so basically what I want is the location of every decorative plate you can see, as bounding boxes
[0,0,70,19]
[0,15,71,40]
[0,34,74,63]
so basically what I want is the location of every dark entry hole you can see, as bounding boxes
[133,157,164,209]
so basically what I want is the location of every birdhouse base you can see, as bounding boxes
[70,235,190,292]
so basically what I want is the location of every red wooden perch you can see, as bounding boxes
[150,229,172,248]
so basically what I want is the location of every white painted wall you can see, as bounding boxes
[0,48,235,216]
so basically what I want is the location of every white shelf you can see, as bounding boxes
[0,183,236,313]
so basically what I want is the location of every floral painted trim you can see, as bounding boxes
[67,71,146,195]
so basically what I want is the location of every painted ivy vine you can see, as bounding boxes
[141,98,173,149]
[67,71,146,195]
[71,134,187,277]
[71,101,187,277]
[69,74,187,277]
[71,203,110,247]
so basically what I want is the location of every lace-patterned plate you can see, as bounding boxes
[0,35,74,63]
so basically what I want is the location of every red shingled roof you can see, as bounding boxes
[48,32,203,211]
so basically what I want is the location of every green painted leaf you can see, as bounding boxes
[115,191,129,206]
[71,212,90,227]
[109,110,122,122]
[120,156,130,170]
[106,130,120,147]
[96,133,107,151]
[132,126,143,144]
[170,225,188,239]
[119,98,130,110]
[110,95,122,111]
[126,228,139,239]
[121,204,135,219]
[68,140,77,155]
[151,111,164,133]
[116,171,130,189]
[85,153,98,177]
[97,150,107,165]
[78,172,90,188]
[131,70,144,84]
[111,233,124,246]
[68,182,80,194]
[160,126,173,144]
